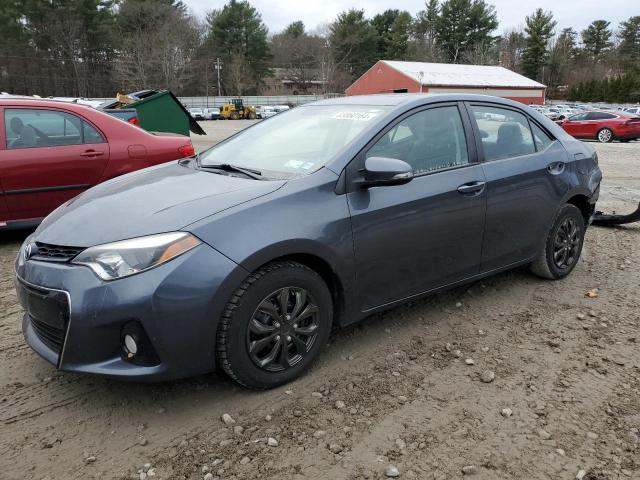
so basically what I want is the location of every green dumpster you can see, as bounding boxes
[101,90,205,136]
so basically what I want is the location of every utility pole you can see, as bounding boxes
[215,58,222,99]
[205,59,209,108]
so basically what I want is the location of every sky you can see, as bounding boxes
[183,0,636,35]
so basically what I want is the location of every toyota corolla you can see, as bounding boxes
[15,94,602,389]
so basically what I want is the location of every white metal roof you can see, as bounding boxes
[382,61,546,89]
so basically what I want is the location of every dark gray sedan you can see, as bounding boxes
[15,94,602,388]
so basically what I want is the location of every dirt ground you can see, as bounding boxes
[0,124,639,480]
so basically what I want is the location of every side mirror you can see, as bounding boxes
[358,156,413,188]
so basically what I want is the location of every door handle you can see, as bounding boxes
[547,161,565,175]
[457,181,486,196]
[80,150,104,157]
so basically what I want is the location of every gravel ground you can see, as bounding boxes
[0,123,639,480]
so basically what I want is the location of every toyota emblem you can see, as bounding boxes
[23,243,32,261]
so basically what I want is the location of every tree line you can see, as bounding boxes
[1,0,639,102]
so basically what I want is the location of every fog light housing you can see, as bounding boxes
[121,321,160,366]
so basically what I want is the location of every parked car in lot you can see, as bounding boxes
[203,107,220,120]
[0,98,195,229]
[560,110,640,142]
[256,106,277,119]
[188,108,205,120]
[542,107,564,121]
[15,94,601,388]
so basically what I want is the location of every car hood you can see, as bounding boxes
[34,161,286,247]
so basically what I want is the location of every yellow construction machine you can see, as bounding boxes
[219,98,257,120]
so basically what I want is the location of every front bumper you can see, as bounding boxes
[15,242,247,381]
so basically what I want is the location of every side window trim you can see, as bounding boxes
[528,118,557,153]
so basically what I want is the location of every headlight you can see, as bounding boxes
[72,232,201,281]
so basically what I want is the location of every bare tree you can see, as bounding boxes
[114,3,201,94]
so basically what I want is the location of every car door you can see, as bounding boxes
[466,103,571,271]
[583,112,614,137]
[563,113,589,137]
[0,107,110,221]
[346,103,487,310]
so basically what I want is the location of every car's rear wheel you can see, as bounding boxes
[597,128,613,143]
[530,204,585,280]
[216,261,332,389]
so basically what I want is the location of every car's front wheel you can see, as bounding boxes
[216,261,333,389]
[530,204,586,280]
[597,128,613,143]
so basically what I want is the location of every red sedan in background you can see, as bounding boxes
[560,110,640,143]
[0,98,195,229]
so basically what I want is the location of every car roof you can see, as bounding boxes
[0,97,97,112]
[309,93,532,110]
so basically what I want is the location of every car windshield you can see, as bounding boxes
[199,105,389,178]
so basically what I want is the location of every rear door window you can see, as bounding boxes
[4,108,103,149]
[530,123,554,151]
[586,112,616,120]
[470,105,536,161]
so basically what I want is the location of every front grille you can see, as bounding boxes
[32,242,84,262]
[17,280,70,359]
[31,316,66,353]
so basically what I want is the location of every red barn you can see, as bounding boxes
[346,60,546,105]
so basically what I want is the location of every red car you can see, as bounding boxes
[0,98,195,229]
[560,110,640,143]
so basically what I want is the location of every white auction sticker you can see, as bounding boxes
[332,111,378,121]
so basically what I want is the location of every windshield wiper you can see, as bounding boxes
[198,162,263,180]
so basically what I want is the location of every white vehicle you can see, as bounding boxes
[188,108,204,120]
[483,111,506,121]
[203,107,220,120]
[273,105,291,113]
[259,106,278,119]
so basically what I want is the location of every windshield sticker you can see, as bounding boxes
[284,160,305,169]
[332,111,378,121]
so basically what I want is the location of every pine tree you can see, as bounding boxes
[619,16,640,68]
[436,0,498,63]
[413,0,441,61]
[581,20,613,60]
[206,0,271,94]
[521,9,556,82]
[329,9,378,78]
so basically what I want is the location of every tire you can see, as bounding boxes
[530,204,586,280]
[247,111,257,120]
[597,128,613,143]
[230,111,239,120]
[216,261,333,389]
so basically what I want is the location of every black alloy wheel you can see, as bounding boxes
[217,261,332,389]
[247,287,320,372]
[530,204,585,280]
[552,217,581,270]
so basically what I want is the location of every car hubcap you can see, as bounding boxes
[599,129,611,142]
[246,287,320,372]
[552,217,581,270]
